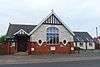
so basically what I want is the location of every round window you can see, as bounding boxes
[38,40,42,44]
[63,40,66,44]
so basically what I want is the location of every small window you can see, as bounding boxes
[89,43,93,46]
[80,42,83,47]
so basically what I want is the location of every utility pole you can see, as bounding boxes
[96,27,98,37]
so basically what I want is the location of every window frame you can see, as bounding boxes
[47,27,59,44]
[80,42,83,47]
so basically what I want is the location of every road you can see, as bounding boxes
[0,59,100,67]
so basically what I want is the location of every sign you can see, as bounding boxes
[71,47,74,50]
[50,46,56,50]
[31,48,34,51]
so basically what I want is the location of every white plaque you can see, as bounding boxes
[71,47,74,50]
[31,48,34,51]
[50,46,55,50]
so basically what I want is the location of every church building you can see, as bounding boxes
[6,10,95,55]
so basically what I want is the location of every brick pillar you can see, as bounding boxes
[15,42,18,53]
[6,42,11,55]
[28,42,31,55]
[70,42,75,54]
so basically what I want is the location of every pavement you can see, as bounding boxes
[0,55,100,64]
[0,50,100,64]
[0,60,100,67]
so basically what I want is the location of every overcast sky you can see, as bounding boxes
[0,0,100,37]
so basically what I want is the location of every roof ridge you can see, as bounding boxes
[10,23,37,26]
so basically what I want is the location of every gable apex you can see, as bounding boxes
[6,24,37,37]
[14,29,28,35]
[29,10,75,36]
[43,13,62,25]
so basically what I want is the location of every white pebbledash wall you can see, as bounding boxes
[30,24,74,43]
[87,42,95,49]
[74,42,95,49]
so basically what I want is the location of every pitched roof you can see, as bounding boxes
[73,32,94,42]
[29,10,74,36]
[7,24,93,42]
[6,24,37,37]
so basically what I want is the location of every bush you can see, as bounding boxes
[0,35,6,44]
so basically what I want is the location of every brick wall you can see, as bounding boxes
[0,42,16,55]
[28,42,75,55]
[0,42,75,55]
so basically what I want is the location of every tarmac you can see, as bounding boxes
[0,50,100,64]
[0,55,100,64]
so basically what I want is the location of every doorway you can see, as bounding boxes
[14,34,29,52]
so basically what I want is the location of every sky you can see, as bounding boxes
[0,0,100,37]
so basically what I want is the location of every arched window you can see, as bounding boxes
[47,27,59,44]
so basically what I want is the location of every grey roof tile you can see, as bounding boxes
[6,24,37,37]
[73,32,94,42]
[6,24,94,43]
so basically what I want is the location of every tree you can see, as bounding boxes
[0,35,6,43]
